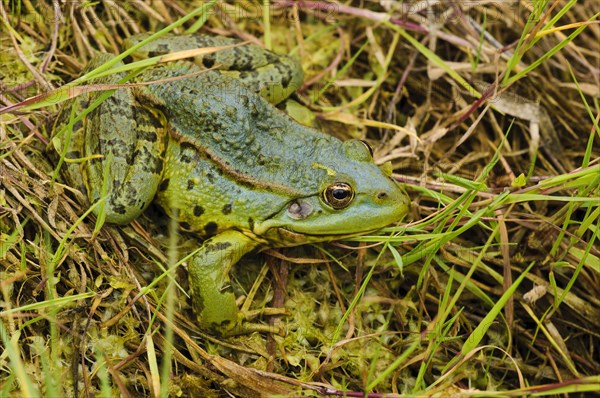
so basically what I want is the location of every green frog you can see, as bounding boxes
[52,33,410,334]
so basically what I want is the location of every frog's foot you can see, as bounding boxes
[197,299,288,336]
[225,307,289,336]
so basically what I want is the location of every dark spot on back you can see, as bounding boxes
[180,142,196,152]
[275,63,292,89]
[248,217,254,230]
[180,221,191,230]
[125,153,135,166]
[179,142,197,163]
[147,44,170,58]
[138,131,158,142]
[204,222,218,235]
[187,179,195,190]
[149,157,163,174]
[202,56,215,68]
[231,57,254,71]
[222,203,232,215]
[205,241,232,253]
[112,204,127,215]
[265,52,279,64]
[194,205,204,217]
[281,73,292,89]
[180,153,193,163]
[159,179,169,191]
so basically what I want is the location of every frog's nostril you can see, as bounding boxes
[377,192,387,200]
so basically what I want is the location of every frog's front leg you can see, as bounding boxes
[188,230,261,334]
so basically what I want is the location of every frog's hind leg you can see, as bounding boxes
[125,33,303,104]
[79,57,166,225]
[51,54,118,194]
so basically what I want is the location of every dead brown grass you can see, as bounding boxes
[1,1,599,397]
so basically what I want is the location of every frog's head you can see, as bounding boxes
[256,139,410,245]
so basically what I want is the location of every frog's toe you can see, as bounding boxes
[204,308,288,336]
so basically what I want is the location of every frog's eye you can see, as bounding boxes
[322,182,354,209]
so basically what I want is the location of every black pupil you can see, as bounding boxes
[332,188,348,200]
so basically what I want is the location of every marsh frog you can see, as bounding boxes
[52,33,410,334]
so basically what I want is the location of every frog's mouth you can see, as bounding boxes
[254,192,408,245]
[253,208,369,245]
[271,226,374,247]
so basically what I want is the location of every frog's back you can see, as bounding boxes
[136,63,342,197]
[143,64,408,242]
